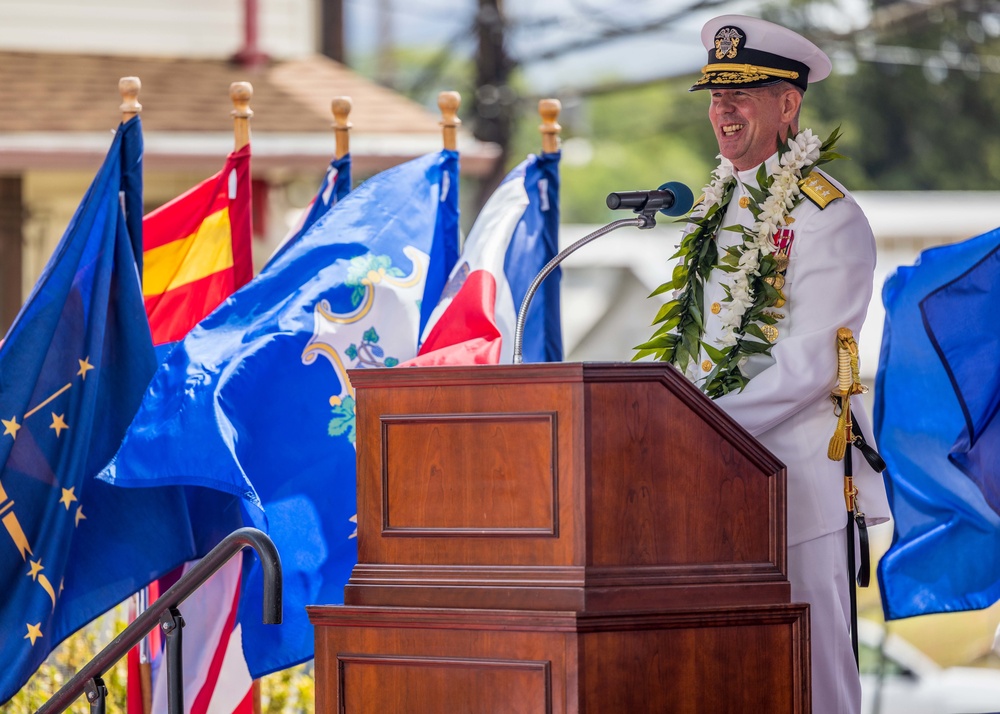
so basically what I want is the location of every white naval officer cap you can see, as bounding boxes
[690,15,832,92]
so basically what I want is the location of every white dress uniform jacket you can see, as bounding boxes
[689,152,890,546]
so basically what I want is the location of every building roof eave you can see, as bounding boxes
[0,131,501,176]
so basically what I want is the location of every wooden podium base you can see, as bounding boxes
[309,603,811,713]
[319,364,814,712]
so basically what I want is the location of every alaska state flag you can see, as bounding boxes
[142,144,253,346]
[875,226,1000,619]
[100,150,460,676]
[268,153,352,265]
[0,117,235,704]
[413,151,561,365]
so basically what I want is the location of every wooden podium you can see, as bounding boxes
[308,363,810,712]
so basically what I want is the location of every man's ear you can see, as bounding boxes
[781,87,803,123]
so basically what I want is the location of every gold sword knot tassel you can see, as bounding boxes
[828,328,866,461]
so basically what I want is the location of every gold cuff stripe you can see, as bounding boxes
[700,63,801,80]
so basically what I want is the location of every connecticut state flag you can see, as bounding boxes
[413,151,562,365]
[99,149,460,677]
[0,117,235,705]
[876,226,1000,619]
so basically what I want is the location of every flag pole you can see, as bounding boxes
[538,98,561,154]
[438,91,461,151]
[231,79,264,714]
[332,97,352,160]
[121,74,156,714]
[231,81,253,151]
[120,76,142,122]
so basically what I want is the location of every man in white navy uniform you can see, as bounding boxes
[660,15,892,714]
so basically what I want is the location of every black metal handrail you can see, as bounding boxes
[36,527,282,714]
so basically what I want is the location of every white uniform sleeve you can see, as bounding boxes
[713,198,875,437]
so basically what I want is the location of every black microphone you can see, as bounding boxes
[606,181,694,217]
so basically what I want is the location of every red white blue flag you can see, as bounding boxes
[411,151,562,365]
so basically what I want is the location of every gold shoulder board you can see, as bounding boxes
[798,173,844,209]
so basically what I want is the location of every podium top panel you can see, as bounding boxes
[349,361,687,389]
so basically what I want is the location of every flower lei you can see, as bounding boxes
[635,127,843,398]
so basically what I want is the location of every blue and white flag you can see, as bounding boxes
[268,153,353,266]
[875,226,1000,619]
[0,117,234,704]
[100,150,460,676]
[412,151,561,365]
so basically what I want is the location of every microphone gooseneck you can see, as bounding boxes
[513,216,651,364]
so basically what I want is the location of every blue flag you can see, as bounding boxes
[100,150,460,676]
[267,153,353,266]
[504,152,562,363]
[0,117,236,704]
[875,226,1000,619]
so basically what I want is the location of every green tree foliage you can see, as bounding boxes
[259,663,315,714]
[5,603,129,713]
[772,0,1000,190]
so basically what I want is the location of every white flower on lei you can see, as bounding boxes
[737,248,760,274]
[701,155,735,208]
[780,128,822,168]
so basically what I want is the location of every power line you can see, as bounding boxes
[516,0,731,64]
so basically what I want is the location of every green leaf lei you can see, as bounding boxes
[635,127,844,398]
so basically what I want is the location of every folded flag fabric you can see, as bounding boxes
[99,150,460,677]
[268,153,352,266]
[142,144,253,346]
[412,151,561,365]
[0,117,236,704]
[875,226,1000,619]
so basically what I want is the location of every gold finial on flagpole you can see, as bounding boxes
[230,81,254,151]
[119,77,142,122]
[539,98,562,154]
[331,96,353,160]
[438,91,461,151]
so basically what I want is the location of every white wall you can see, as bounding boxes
[0,0,316,60]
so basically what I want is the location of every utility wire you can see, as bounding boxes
[517,0,731,64]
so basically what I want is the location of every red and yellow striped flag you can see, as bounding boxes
[143,144,253,345]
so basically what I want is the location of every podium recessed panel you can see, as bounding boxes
[381,412,558,536]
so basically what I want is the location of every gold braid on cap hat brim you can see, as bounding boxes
[693,63,801,86]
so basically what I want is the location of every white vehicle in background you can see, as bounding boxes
[859,618,1000,714]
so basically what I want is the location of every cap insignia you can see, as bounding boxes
[714,26,744,60]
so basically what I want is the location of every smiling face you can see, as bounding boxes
[708,83,803,171]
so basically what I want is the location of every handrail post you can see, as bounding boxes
[83,677,107,714]
[161,607,185,714]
